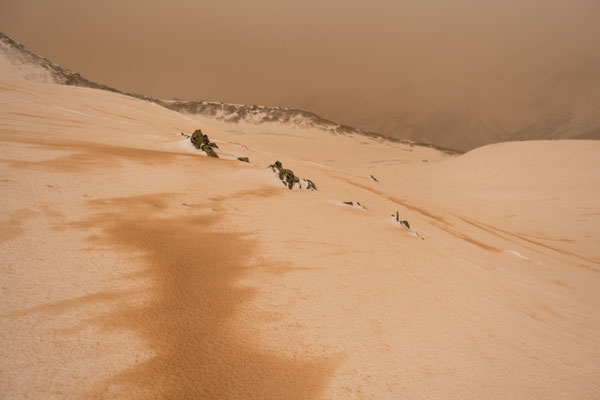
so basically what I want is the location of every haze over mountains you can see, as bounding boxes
[280,61,600,151]
[0,32,459,154]
[2,0,600,150]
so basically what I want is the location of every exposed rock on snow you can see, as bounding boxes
[190,129,219,158]
[268,161,317,190]
[392,211,410,229]
[342,201,367,210]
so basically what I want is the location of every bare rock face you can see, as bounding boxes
[268,161,317,190]
[343,201,367,210]
[392,211,410,229]
[237,157,249,163]
[190,129,219,158]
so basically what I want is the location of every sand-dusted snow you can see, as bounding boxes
[1,77,599,399]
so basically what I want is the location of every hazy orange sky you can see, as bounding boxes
[2,0,598,103]
[2,0,600,149]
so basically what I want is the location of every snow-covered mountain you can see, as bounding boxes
[0,32,461,154]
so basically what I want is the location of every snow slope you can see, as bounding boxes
[1,39,600,400]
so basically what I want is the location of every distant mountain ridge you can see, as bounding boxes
[0,32,461,155]
[0,33,155,100]
[279,59,600,151]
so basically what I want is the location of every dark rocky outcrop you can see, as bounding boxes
[305,179,317,191]
[268,161,317,190]
[190,129,219,158]
[269,161,298,189]
[391,211,423,239]
[237,157,249,163]
[370,175,379,183]
[342,201,367,210]
[393,211,410,229]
